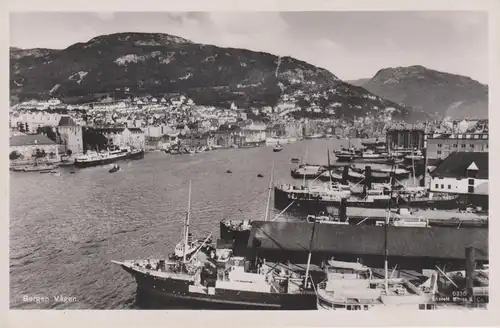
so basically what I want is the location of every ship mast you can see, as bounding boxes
[303,148,308,187]
[384,161,396,293]
[412,149,416,185]
[304,217,317,290]
[264,161,275,221]
[327,148,332,185]
[183,180,192,263]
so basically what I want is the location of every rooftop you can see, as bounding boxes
[58,116,76,126]
[247,221,488,261]
[10,134,56,147]
[431,152,488,179]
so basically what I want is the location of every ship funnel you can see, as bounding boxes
[365,166,372,190]
[342,165,349,185]
[339,198,347,222]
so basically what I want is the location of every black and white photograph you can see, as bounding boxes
[6,2,497,323]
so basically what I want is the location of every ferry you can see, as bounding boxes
[74,147,144,168]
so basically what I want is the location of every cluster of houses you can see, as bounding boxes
[9,94,370,158]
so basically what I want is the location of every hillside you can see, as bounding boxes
[360,65,488,119]
[10,32,424,122]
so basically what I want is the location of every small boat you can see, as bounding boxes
[291,164,325,179]
[291,158,300,164]
[109,164,120,173]
[257,173,264,178]
[226,169,233,174]
[273,143,284,152]
[70,171,76,174]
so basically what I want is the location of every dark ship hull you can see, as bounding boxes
[119,264,317,310]
[335,155,395,164]
[74,154,129,168]
[129,150,145,160]
[274,186,461,211]
[74,150,144,168]
[290,170,323,179]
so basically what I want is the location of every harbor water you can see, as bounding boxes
[10,138,384,309]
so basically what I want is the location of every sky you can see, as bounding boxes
[10,11,489,83]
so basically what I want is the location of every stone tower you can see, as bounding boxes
[57,116,83,155]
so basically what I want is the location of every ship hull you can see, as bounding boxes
[74,150,144,168]
[274,187,461,211]
[274,186,392,210]
[74,154,128,168]
[129,150,145,160]
[121,265,317,310]
[290,170,323,179]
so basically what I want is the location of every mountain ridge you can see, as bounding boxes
[10,32,425,122]
[359,65,488,119]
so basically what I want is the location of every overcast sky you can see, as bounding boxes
[10,11,489,83]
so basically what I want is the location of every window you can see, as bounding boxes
[435,184,439,189]
[453,144,458,148]
[470,144,474,148]
[437,151,441,155]
[461,144,466,148]
[468,178,474,185]
[419,304,426,310]
[437,144,442,148]
[441,184,444,189]
[448,185,451,189]
[468,186,474,193]
[474,135,479,139]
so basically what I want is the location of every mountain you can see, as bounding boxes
[359,65,488,119]
[10,32,423,122]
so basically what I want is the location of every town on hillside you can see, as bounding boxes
[8,95,488,165]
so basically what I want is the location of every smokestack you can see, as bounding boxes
[339,198,347,222]
[342,165,349,185]
[365,166,372,190]
[465,247,476,297]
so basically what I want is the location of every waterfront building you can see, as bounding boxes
[240,122,267,143]
[386,124,426,151]
[429,152,488,208]
[94,127,146,149]
[57,116,83,155]
[9,134,60,161]
[425,133,489,166]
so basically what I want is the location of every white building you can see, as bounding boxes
[429,152,488,196]
[10,111,63,132]
[9,134,60,161]
[57,116,83,155]
[94,127,146,150]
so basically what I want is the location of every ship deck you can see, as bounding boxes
[336,207,488,223]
